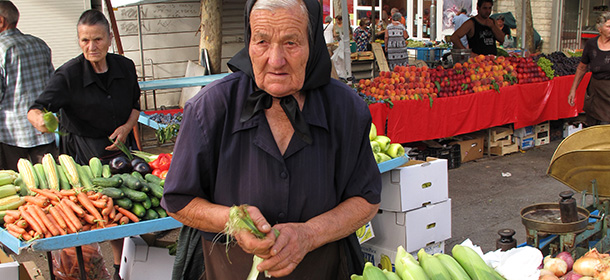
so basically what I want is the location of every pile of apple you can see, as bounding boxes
[369,123,405,163]
[357,54,552,103]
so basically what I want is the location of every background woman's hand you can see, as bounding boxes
[568,91,576,106]
[257,223,315,277]
[106,124,131,150]
[27,109,50,133]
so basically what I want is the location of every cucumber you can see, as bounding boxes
[150,196,160,208]
[115,197,133,209]
[99,187,124,199]
[131,171,144,181]
[102,165,111,178]
[120,174,143,190]
[119,186,148,202]
[148,183,164,199]
[144,208,159,220]
[155,207,167,218]
[142,195,152,209]
[131,203,146,218]
[144,173,162,185]
[139,181,150,193]
[92,176,122,188]
[89,157,103,178]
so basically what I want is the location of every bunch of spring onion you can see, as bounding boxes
[224,205,279,280]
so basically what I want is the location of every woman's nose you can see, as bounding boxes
[267,44,286,67]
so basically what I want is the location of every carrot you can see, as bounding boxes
[55,204,77,233]
[15,219,28,228]
[59,189,76,196]
[62,198,85,217]
[19,206,45,235]
[30,205,60,236]
[23,196,49,208]
[58,200,82,231]
[77,192,103,222]
[83,213,96,224]
[105,223,118,228]
[49,199,60,206]
[119,216,130,225]
[81,224,91,231]
[21,231,33,241]
[49,206,67,230]
[113,212,124,223]
[4,209,20,219]
[115,206,139,223]
[6,229,21,239]
[91,199,107,209]
[31,188,61,202]
[5,223,26,234]
[4,214,16,224]
[46,213,67,235]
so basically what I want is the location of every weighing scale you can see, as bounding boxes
[522,124,610,257]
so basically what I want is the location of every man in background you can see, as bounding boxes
[452,8,469,48]
[0,0,56,171]
[450,0,504,55]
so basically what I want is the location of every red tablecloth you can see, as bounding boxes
[369,74,590,143]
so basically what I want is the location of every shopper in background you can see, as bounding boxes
[452,8,470,48]
[0,0,56,171]
[495,15,511,37]
[323,15,334,44]
[450,0,504,55]
[161,0,381,278]
[568,11,610,127]
[385,12,409,70]
[390,7,406,26]
[375,10,390,40]
[27,9,140,280]
[353,17,372,52]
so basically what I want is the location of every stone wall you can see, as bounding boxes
[494,0,555,54]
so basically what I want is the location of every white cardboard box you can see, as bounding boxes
[563,123,583,138]
[361,241,445,272]
[380,158,448,212]
[516,136,535,150]
[514,126,534,138]
[0,248,19,280]
[119,236,176,280]
[368,199,452,253]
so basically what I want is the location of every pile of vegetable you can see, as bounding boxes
[52,244,111,280]
[0,153,166,241]
[539,248,610,280]
[148,112,182,144]
[369,123,405,163]
[133,151,172,179]
[351,244,505,280]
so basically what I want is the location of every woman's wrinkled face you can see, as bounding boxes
[78,24,112,64]
[599,19,610,38]
[249,8,309,97]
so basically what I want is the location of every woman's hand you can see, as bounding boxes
[106,125,131,150]
[233,206,276,258]
[568,90,576,106]
[27,109,50,133]
[257,223,315,277]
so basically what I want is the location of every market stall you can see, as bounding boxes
[369,73,590,144]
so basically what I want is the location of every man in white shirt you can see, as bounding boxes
[452,9,469,48]
[323,15,334,44]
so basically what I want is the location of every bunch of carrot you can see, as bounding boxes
[2,187,141,241]
[52,244,111,280]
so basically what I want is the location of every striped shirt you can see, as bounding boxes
[0,28,55,148]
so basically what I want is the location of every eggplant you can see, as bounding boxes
[109,156,132,174]
[133,161,152,175]
[131,157,147,168]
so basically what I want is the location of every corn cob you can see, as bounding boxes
[363,262,388,280]
[56,164,71,190]
[0,195,25,211]
[0,170,19,177]
[395,246,430,280]
[33,163,48,189]
[42,154,60,190]
[77,164,93,188]
[0,184,18,199]
[89,157,103,178]
[58,154,80,188]
[452,244,504,280]
[13,176,30,196]
[350,275,364,280]
[418,248,452,280]
[435,253,471,280]
[382,269,402,280]
[17,158,39,190]
[0,171,17,185]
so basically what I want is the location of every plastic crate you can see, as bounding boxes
[411,47,445,62]
[415,144,461,169]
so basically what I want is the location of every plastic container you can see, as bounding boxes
[451,48,471,64]
[411,47,445,62]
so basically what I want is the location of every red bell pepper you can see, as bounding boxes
[159,170,168,180]
[149,158,160,170]
[156,153,171,171]
[152,168,163,178]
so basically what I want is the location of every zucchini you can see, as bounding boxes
[92,176,122,188]
[99,187,125,199]
[115,197,133,209]
[150,196,160,208]
[102,165,111,178]
[154,207,167,218]
[120,174,143,190]
[148,183,164,199]
[144,208,159,220]
[144,173,162,185]
[119,186,148,202]
[142,195,152,209]
[89,157,103,178]
[131,203,146,218]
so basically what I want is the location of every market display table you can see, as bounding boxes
[370,74,591,144]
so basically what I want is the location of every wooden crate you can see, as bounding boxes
[486,142,519,156]
[489,126,513,142]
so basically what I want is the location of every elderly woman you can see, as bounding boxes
[385,12,409,70]
[353,17,372,52]
[27,9,140,280]
[569,11,610,126]
[160,0,381,278]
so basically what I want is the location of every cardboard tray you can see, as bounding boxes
[377,155,409,174]
[0,217,182,254]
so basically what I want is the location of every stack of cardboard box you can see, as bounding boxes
[361,158,451,269]
[515,126,535,150]
[484,126,518,156]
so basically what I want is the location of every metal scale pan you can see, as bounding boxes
[521,203,590,234]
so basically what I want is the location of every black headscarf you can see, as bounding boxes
[227,0,331,91]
